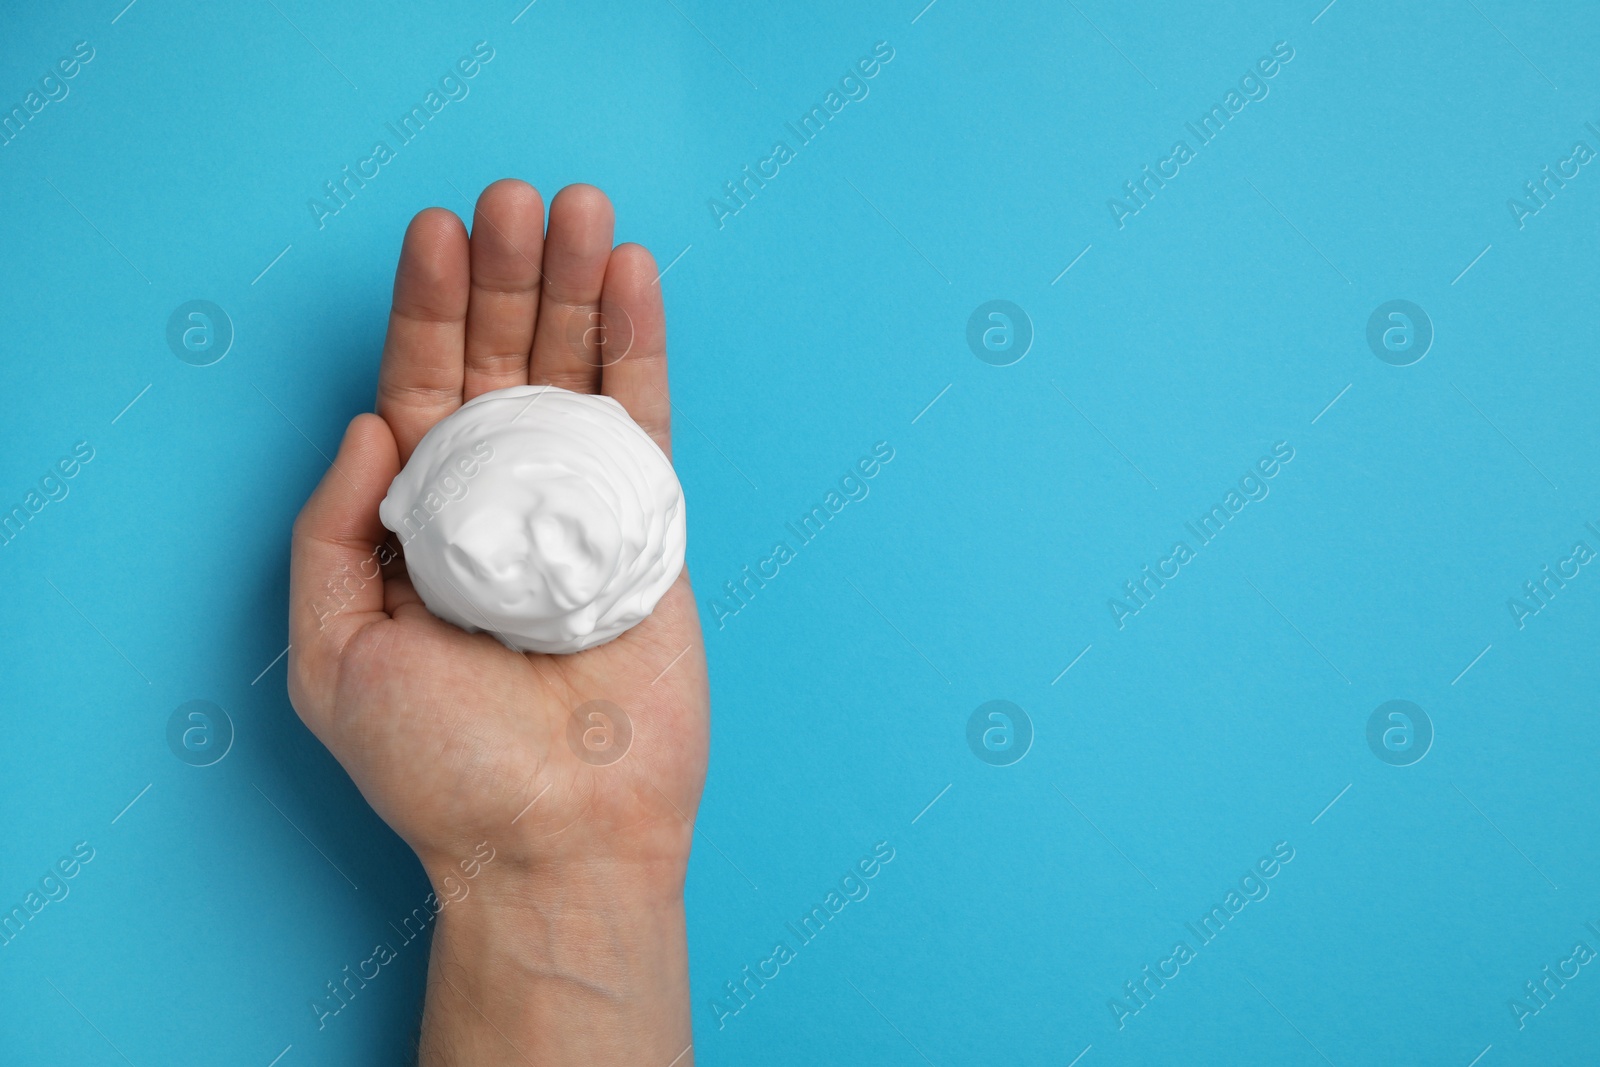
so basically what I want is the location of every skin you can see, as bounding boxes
[288,179,706,1066]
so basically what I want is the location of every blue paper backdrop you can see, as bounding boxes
[4,0,1600,1064]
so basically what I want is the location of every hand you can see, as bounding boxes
[287,180,706,1065]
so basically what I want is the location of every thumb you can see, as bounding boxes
[288,413,401,707]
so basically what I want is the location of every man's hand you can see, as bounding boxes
[287,180,706,1066]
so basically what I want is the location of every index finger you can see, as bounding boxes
[376,208,470,464]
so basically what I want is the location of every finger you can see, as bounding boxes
[288,414,401,710]
[528,184,614,393]
[377,208,470,464]
[383,568,425,616]
[598,243,672,459]
[464,180,547,401]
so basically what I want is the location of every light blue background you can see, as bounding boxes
[4,0,1599,1063]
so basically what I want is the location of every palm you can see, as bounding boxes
[288,181,707,880]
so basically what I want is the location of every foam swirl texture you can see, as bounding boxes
[378,385,686,654]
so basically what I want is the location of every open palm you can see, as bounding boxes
[286,180,707,885]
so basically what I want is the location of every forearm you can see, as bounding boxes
[417,860,694,1067]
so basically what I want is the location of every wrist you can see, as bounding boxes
[418,854,694,1066]
[422,838,688,920]
[436,875,686,994]
[433,855,687,982]
[416,801,695,908]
